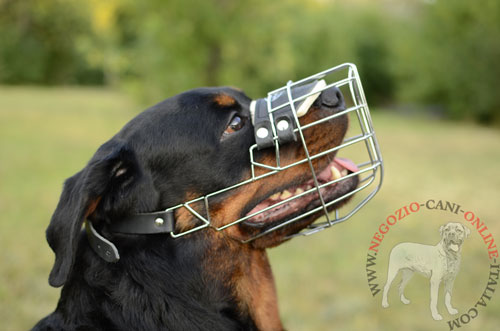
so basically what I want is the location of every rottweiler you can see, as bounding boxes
[33,85,358,330]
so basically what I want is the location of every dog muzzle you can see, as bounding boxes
[86,63,383,262]
[240,63,383,241]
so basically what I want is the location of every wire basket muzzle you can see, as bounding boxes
[169,63,383,242]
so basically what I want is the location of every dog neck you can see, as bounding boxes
[46,231,281,330]
[233,249,283,331]
[438,239,461,258]
[204,232,284,331]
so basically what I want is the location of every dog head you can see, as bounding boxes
[46,85,358,287]
[439,222,470,253]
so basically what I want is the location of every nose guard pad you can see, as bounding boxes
[250,79,327,150]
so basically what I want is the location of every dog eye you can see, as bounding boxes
[224,115,245,135]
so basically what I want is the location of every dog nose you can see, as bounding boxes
[320,86,345,109]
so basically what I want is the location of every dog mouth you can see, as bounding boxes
[446,237,462,252]
[243,157,359,227]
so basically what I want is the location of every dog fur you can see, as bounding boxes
[33,86,356,330]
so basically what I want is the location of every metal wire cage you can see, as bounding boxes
[167,63,383,243]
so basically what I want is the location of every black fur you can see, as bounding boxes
[34,85,352,330]
[35,87,257,330]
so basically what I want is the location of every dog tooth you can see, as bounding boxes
[295,188,304,194]
[331,166,341,180]
[281,190,292,199]
[270,192,281,200]
[306,185,313,190]
[341,169,348,177]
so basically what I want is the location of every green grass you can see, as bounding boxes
[1,86,499,330]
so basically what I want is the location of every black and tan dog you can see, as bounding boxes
[33,86,358,330]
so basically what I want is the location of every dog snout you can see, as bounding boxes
[319,86,345,110]
[446,230,464,243]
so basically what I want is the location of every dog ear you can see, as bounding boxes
[46,141,141,287]
[462,224,471,238]
[439,225,445,237]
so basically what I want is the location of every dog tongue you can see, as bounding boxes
[335,157,359,173]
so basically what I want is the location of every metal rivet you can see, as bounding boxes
[277,119,289,131]
[155,218,164,226]
[256,127,269,138]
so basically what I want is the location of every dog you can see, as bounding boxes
[381,222,470,320]
[32,85,359,330]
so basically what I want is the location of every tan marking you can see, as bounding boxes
[174,191,203,233]
[85,196,102,218]
[174,206,193,233]
[214,93,237,107]
[202,233,283,330]
[234,249,283,330]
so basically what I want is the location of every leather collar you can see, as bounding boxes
[85,210,175,262]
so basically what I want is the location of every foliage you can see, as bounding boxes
[423,0,500,123]
[394,0,500,124]
[103,0,396,103]
[0,0,499,123]
[0,0,104,85]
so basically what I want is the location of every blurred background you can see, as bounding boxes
[1,0,500,123]
[1,0,500,330]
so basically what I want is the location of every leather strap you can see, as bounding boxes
[85,220,120,263]
[109,210,175,234]
[251,80,324,150]
[85,210,175,263]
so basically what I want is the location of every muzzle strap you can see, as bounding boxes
[85,220,120,263]
[85,210,175,262]
[109,210,175,234]
[250,79,326,149]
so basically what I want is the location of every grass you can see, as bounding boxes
[1,86,499,330]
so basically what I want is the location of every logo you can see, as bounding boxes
[365,199,499,330]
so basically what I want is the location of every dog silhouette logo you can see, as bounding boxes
[381,222,470,320]
[365,200,499,329]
